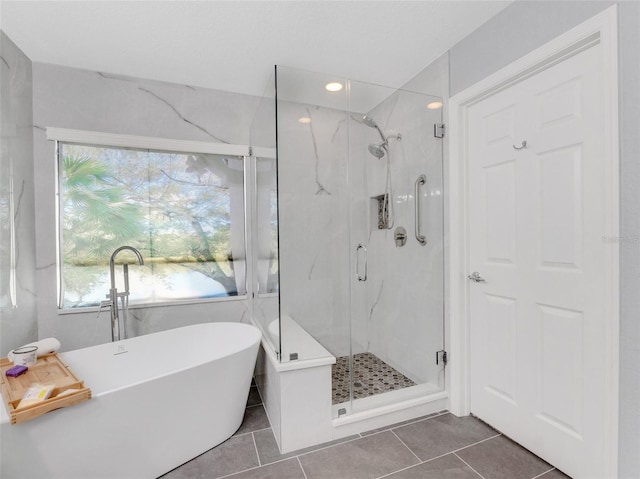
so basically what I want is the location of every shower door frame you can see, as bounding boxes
[343,86,448,417]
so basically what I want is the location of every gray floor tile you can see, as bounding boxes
[360,412,441,437]
[246,386,262,407]
[456,435,551,479]
[253,428,359,465]
[537,468,571,478]
[234,404,271,435]
[385,453,482,479]
[223,458,306,479]
[160,433,259,479]
[298,430,420,479]
[393,413,497,461]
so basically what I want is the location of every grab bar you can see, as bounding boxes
[355,244,367,281]
[414,175,427,246]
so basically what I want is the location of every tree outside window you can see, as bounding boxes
[58,143,246,308]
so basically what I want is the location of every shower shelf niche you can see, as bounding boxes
[371,194,390,230]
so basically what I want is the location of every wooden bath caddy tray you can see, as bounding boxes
[0,353,91,425]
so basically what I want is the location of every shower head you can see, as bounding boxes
[351,114,387,143]
[368,143,387,159]
[353,114,378,129]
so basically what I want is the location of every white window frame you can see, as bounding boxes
[48,127,275,312]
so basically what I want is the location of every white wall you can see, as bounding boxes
[32,63,262,351]
[448,2,640,477]
[0,33,37,356]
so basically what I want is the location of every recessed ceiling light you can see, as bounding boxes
[325,82,343,92]
[427,101,443,110]
[298,117,312,124]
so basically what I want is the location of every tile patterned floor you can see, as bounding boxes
[332,352,416,404]
[160,385,573,479]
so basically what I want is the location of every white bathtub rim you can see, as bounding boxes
[0,322,261,424]
[68,322,260,390]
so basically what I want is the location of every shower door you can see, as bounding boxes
[343,80,446,415]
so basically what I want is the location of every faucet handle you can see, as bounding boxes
[97,300,112,318]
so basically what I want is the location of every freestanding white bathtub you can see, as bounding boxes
[0,322,261,479]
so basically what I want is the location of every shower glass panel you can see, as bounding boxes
[346,80,445,415]
[275,66,350,364]
[249,70,281,359]
[274,66,445,415]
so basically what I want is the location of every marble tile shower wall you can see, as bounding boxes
[276,60,449,366]
[277,101,363,358]
[31,63,263,351]
[364,90,445,385]
[0,33,37,356]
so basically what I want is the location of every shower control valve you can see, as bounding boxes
[394,226,407,247]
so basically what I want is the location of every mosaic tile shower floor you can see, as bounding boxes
[332,352,416,404]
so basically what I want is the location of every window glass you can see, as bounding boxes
[58,142,246,308]
[256,156,279,294]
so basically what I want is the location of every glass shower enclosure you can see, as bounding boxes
[254,65,445,418]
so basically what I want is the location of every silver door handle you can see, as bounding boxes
[414,174,427,246]
[355,244,367,282]
[467,272,486,283]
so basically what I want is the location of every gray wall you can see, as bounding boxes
[449,2,640,477]
[617,3,640,477]
[0,33,37,356]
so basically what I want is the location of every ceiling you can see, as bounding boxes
[0,1,512,98]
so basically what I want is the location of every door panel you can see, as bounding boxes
[468,45,606,478]
[485,160,517,264]
[538,146,583,269]
[538,304,584,438]
[484,294,518,403]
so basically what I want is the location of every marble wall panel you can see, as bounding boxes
[276,58,449,371]
[0,33,37,356]
[32,63,262,350]
[276,100,353,359]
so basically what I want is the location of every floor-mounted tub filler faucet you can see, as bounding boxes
[100,246,145,342]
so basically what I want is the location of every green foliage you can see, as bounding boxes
[62,153,145,261]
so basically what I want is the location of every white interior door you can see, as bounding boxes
[467,44,607,478]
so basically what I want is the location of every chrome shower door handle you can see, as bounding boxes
[415,175,427,246]
[355,244,367,282]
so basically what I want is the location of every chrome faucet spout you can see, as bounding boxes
[108,246,144,342]
[109,246,144,289]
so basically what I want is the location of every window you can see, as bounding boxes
[255,156,279,294]
[57,139,246,309]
